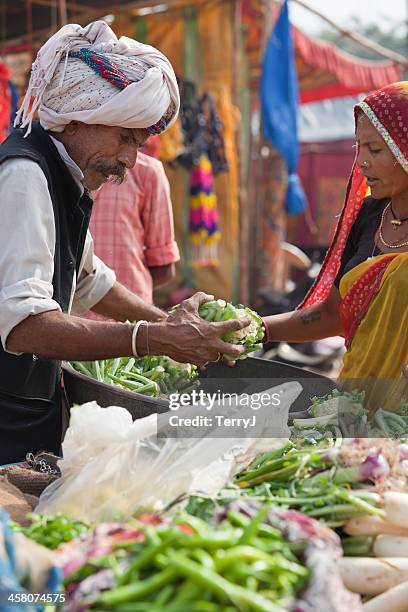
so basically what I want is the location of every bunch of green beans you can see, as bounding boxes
[66,509,309,611]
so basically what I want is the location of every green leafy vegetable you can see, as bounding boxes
[198,299,264,359]
[10,513,89,549]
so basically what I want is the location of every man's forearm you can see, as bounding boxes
[5,292,254,367]
[6,311,175,361]
[91,281,166,321]
[6,311,135,360]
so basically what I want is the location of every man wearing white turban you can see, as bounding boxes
[0,21,249,464]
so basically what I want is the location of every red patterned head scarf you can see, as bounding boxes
[300,81,408,309]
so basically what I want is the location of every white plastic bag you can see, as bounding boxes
[36,382,302,523]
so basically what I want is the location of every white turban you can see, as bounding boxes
[15,20,180,136]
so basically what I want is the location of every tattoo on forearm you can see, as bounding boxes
[300,311,322,326]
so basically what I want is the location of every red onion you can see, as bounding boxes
[360,448,390,481]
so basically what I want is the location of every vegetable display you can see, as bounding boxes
[291,388,408,439]
[59,507,312,612]
[69,355,198,397]
[188,441,385,529]
[11,438,408,611]
[10,385,408,611]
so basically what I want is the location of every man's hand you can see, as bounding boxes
[146,292,251,366]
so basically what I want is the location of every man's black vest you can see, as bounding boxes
[0,123,93,403]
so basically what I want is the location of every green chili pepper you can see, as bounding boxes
[237,504,271,545]
[95,568,177,607]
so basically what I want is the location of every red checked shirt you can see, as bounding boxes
[90,152,180,304]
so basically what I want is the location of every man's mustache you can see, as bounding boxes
[94,161,127,184]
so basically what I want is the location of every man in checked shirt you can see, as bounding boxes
[90,149,179,306]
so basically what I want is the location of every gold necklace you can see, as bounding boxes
[390,201,408,229]
[379,203,408,249]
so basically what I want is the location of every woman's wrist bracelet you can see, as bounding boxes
[262,320,269,344]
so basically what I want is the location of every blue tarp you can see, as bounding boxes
[260,0,307,215]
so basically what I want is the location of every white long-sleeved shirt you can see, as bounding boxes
[0,138,116,354]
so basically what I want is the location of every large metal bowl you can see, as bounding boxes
[63,357,337,420]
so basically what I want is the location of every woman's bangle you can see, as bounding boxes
[131,320,148,357]
[262,320,269,344]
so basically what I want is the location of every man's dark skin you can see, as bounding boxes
[6,122,249,366]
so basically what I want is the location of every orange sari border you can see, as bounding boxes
[299,164,367,309]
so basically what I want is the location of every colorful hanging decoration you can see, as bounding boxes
[173,79,227,268]
[0,62,11,144]
[189,153,220,267]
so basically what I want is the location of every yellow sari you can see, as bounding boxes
[338,253,408,410]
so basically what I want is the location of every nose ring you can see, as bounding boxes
[361,161,368,168]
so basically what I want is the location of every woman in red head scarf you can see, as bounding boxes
[263,82,408,410]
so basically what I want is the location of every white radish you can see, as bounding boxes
[384,492,408,529]
[345,515,408,537]
[362,580,408,612]
[374,535,408,558]
[337,557,408,595]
